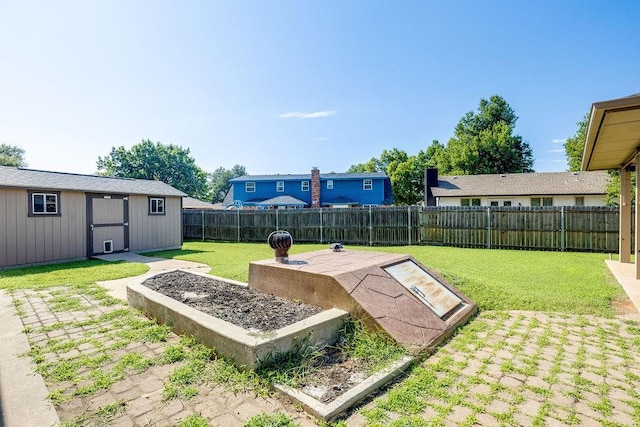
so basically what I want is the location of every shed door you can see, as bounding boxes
[87,194,129,256]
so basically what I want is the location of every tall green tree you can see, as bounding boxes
[208,165,247,203]
[348,148,431,205]
[0,144,28,167]
[445,95,534,174]
[96,139,208,198]
[564,113,589,171]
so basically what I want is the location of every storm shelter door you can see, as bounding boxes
[87,194,129,256]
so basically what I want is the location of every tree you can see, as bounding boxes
[208,165,247,203]
[346,157,382,173]
[96,139,209,199]
[445,95,534,174]
[564,113,589,171]
[0,144,28,167]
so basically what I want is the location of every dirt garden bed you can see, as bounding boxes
[140,270,383,403]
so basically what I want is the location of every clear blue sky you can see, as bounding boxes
[1,1,639,176]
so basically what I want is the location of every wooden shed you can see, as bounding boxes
[0,166,185,268]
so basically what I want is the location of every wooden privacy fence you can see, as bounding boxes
[183,206,627,252]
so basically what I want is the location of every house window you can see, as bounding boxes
[490,201,499,207]
[29,191,60,216]
[245,182,256,193]
[276,181,284,192]
[461,198,481,206]
[531,197,553,207]
[149,197,165,215]
[327,180,333,190]
[301,181,309,191]
[363,179,373,190]
[503,201,512,206]
[575,196,584,206]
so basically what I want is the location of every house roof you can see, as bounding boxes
[255,195,307,206]
[182,197,221,210]
[0,166,186,196]
[582,93,640,171]
[230,172,388,182]
[324,196,358,205]
[431,171,609,198]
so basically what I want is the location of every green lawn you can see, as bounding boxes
[151,241,624,317]
[0,260,149,292]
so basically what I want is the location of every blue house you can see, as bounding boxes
[228,167,393,209]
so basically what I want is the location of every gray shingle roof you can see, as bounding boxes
[255,195,307,206]
[431,171,609,197]
[182,197,220,209]
[0,166,185,196]
[230,172,388,182]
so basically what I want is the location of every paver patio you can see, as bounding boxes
[2,257,640,426]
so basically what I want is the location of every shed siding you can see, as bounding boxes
[0,188,86,268]
[128,195,182,252]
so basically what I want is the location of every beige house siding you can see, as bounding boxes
[436,194,606,207]
[128,195,182,252]
[0,188,86,268]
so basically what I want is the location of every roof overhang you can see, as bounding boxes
[582,93,640,171]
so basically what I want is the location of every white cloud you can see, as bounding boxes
[279,110,337,119]
[552,138,566,144]
[549,149,565,153]
[314,137,329,141]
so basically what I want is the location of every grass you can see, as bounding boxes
[0,259,149,292]
[151,241,623,317]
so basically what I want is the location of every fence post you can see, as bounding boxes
[201,210,205,241]
[487,207,491,249]
[236,208,240,242]
[369,205,373,246]
[561,206,565,251]
[408,205,412,246]
[276,209,279,231]
[319,208,323,244]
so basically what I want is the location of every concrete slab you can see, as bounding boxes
[0,292,59,427]
[605,259,640,314]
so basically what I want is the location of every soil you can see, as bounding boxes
[141,270,375,403]
[141,270,323,332]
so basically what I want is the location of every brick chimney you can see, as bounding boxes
[311,167,321,208]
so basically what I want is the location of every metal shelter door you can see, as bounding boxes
[87,194,129,256]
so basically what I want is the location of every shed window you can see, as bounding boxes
[363,179,373,190]
[326,180,333,190]
[575,196,584,206]
[301,181,309,191]
[276,181,284,192]
[149,197,165,215]
[29,191,60,216]
[245,182,256,193]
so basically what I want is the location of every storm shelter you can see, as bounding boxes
[249,249,477,352]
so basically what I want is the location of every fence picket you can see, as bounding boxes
[183,206,622,252]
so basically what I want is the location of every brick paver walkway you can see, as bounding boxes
[8,286,640,426]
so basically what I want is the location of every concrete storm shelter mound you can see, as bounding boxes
[249,249,477,352]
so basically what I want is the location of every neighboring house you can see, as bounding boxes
[182,196,224,210]
[228,167,394,209]
[424,168,609,207]
[0,166,185,268]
